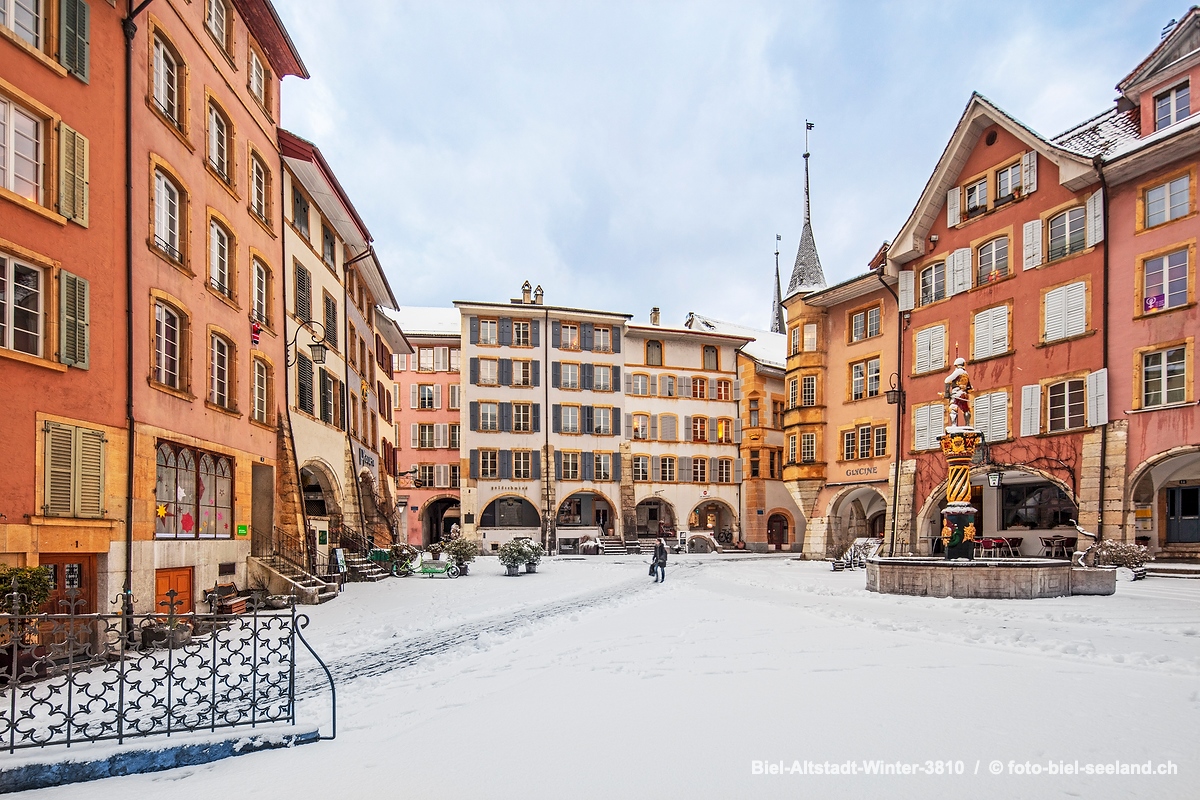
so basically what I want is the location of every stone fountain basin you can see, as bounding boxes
[866,557,1115,599]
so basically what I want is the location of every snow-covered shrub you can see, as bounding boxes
[443,537,479,565]
[524,541,545,566]
[1094,539,1150,568]
[497,540,530,568]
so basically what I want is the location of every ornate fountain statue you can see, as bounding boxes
[940,358,982,559]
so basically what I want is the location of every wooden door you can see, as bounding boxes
[155,567,194,615]
[767,515,788,547]
[38,554,96,615]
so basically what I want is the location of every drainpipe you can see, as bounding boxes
[1094,156,1110,542]
[122,0,155,618]
[877,270,904,556]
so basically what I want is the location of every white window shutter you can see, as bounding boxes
[1022,219,1042,270]
[973,394,991,440]
[1065,281,1087,338]
[989,392,1008,443]
[733,380,742,401]
[410,423,419,448]
[898,270,915,312]
[1021,151,1037,195]
[435,347,449,371]
[915,328,931,374]
[1086,189,1104,246]
[972,309,992,360]
[1044,287,1065,342]
[1086,368,1109,427]
[1020,385,1041,437]
[914,406,929,451]
[949,248,971,296]
[433,384,442,409]
[410,384,418,409]
[990,306,1008,356]
[946,187,960,227]
[929,324,945,371]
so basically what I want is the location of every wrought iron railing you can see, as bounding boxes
[335,523,372,557]
[0,587,335,753]
[270,525,313,575]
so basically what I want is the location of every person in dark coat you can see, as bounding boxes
[653,538,668,582]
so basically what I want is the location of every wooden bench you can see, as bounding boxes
[207,582,248,615]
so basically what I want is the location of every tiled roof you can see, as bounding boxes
[1052,107,1141,158]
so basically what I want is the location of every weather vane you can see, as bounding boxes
[805,120,814,155]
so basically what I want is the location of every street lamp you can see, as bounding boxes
[286,321,331,366]
[987,471,1003,488]
[884,373,906,412]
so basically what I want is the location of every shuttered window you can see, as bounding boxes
[1048,207,1086,261]
[296,352,314,414]
[58,124,89,225]
[914,324,945,374]
[1020,384,1041,437]
[44,421,105,518]
[972,390,1008,443]
[59,270,90,368]
[972,305,1008,361]
[60,0,90,81]
[912,403,944,451]
[294,264,312,321]
[1043,281,1087,343]
[323,294,338,348]
[1047,379,1085,432]
[919,262,945,306]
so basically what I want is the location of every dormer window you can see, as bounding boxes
[965,177,988,216]
[1155,83,1190,131]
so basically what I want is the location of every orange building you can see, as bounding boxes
[129,0,306,612]
[0,0,128,613]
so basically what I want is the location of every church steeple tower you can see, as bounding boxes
[786,122,827,297]
[770,235,785,333]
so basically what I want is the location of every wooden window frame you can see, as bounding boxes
[1131,337,1194,410]
[1038,276,1091,346]
[149,289,192,398]
[1133,239,1196,319]
[149,155,191,272]
[1136,165,1197,233]
[206,326,239,415]
[911,320,948,377]
[147,19,191,142]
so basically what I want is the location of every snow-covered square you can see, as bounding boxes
[23,556,1199,799]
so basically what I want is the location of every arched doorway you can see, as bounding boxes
[300,463,340,518]
[479,496,541,550]
[636,498,677,537]
[688,499,736,537]
[423,497,461,546]
[1129,448,1200,549]
[828,486,888,557]
[556,491,616,553]
[767,513,789,550]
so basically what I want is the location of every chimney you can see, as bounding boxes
[650,307,661,326]
[521,281,532,304]
[533,285,544,305]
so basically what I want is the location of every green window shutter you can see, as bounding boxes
[44,421,76,516]
[58,124,90,226]
[75,427,106,518]
[60,270,90,369]
[60,0,91,81]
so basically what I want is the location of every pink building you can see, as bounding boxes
[384,308,463,546]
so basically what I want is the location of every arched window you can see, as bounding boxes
[152,34,183,125]
[977,237,1009,284]
[252,257,270,323]
[209,333,233,408]
[208,219,233,297]
[153,168,184,262]
[919,262,945,306]
[1048,207,1086,260]
[155,444,178,535]
[154,301,186,389]
[205,0,229,49]
[250,154,270,222]
[252,358,271,424]
[207,101,231,181]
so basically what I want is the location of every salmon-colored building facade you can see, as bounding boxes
[0,0,128,614]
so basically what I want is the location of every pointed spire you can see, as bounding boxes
[770,236,785,333]
[786,123,827,298]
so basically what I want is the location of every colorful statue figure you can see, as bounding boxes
[941,520,953,548]
[963,523,976,542]
[944,357,972,428]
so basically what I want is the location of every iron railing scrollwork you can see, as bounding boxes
[0,582,336,753]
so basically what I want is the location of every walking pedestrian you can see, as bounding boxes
[653,537,668,583]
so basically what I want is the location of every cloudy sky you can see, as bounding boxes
[276,1,1177,329]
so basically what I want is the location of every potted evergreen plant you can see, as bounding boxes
[0,566,53,680]
[524,540,545,573]
[498,540,528,576]
[443,537,479,575]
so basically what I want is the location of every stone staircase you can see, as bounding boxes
[249,556,339,604]
[598,536,626,554]
[344,552,389,582]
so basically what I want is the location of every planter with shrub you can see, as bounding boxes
[498,540,529,576]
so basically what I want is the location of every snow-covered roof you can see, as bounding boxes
[1052,106,1141,158]
[687,314,785,369]
[380,306,461,337]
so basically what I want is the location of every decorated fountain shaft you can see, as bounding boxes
[939,358,981,560]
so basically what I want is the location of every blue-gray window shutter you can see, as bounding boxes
[623,370,633,394]
[612,456,621,481]
[499,358,512,386]
[582,322,594,350]
[735,459,744,482]
[613,407,621,438]
[500,402,513,432]
[531,451,541,479]
[469,401,480,431]
[61,0,90,82]
[532,403,542,432]
[583,405,594,434]
[649,375,657,396]
[612,326,621,353]
[297,354,314,414]
[651,456,661,481]
[708,416,717,443]
[531,319,540,347]
[554,450,563,479]
[552,404,562,433]
[469,357,480,385]
[613,366,621,392]
[338,381,347,429]
[583,452,594,480]
[469,449,480,479]
[551,362,561,388]
[469,316,479,344]
[624,413,633,438]
[551,320,561,348]
[499,317,513,346]
[681,456,692,480]
[500,450,512,480]
[650,414,658,440]
[532,360,541,386]
[683,415,692,439]
[582,363,594,390]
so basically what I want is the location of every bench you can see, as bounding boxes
[206,582,248,615]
